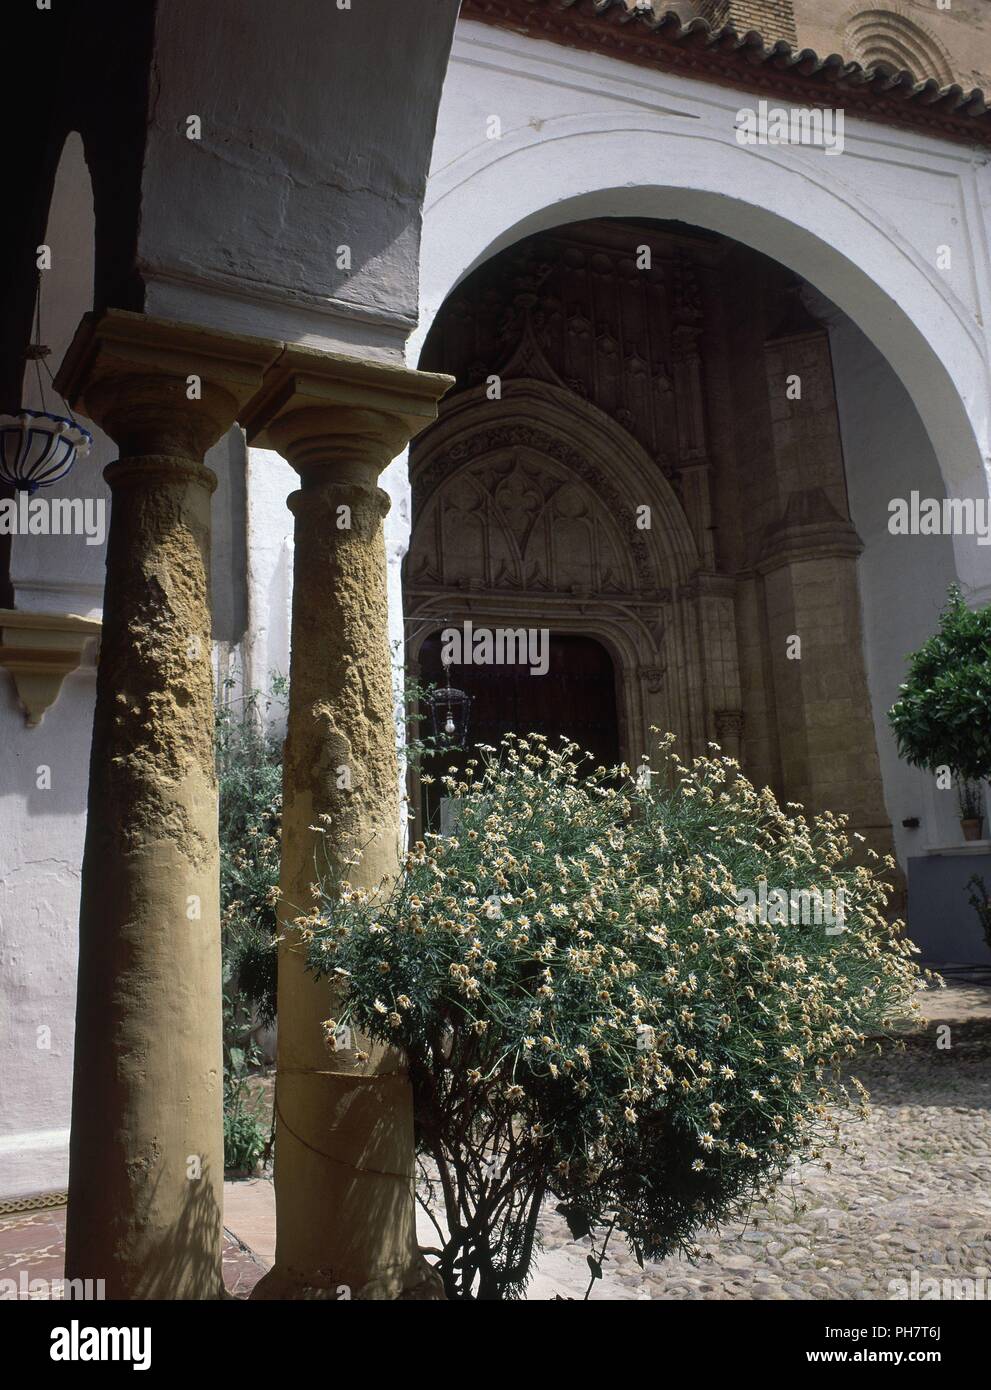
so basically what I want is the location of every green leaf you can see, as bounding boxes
[557,1204,592,1241]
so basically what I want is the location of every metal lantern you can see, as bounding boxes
[0,408,92,494]
[426,669,471,746]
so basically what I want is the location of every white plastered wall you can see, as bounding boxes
[0,135,104,1199]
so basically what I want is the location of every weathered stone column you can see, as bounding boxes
[56,310,278,1299]
[243,347,451,1300]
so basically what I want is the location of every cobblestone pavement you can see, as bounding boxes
[535,977,991,1300]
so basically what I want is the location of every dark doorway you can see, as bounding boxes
[414,630,620,831]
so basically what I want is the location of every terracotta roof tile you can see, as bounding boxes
[460,0,991,145]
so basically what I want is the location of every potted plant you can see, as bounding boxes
[959,780,986,842]
[889,586,991,843]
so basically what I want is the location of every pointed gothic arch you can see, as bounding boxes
[405,377,737,765]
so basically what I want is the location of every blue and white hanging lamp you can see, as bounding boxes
[0,288,92,494]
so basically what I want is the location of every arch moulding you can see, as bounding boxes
[414,102,991,595]
[405,377,725,764]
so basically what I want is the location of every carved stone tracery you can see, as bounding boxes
[412,419,657,593]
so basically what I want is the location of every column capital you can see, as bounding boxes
[241,345,453,483]
[714,708,745,739]
[55,309,282,457]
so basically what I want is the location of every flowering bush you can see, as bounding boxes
[305,734,926,1300]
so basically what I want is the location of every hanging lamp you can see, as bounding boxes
[0,281,92,494]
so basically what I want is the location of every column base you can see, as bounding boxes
[250,1255,444,1301]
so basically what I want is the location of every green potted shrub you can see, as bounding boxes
[959,781,985,842]
[888,586,991,842]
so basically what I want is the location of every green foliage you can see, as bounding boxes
[216,676,286,1172]
[217,677,286,1029]
[307,733,926,1299]
[223,1061,268,1174]
[222,947,271,1172]
[888,586,991,784]
[224,1106,267,1174]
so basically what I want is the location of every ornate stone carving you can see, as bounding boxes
[419,220,721,467]
[408,414,656,589]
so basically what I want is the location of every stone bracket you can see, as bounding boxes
[0,609,102,726]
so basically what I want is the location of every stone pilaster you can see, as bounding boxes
[55,310,279,1299]
[242,347,452,1300]
[758,490,894,860]
[760,311,894,860]
[672,255,716,570]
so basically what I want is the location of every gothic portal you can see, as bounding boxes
[406,217,895,862]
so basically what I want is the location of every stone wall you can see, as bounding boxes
[696,0,798,45]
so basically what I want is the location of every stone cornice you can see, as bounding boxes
[757,519,863,573]
[758,486,864,573]
[56,309,281,408]
[461,0,991,148]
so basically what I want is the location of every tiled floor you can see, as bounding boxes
[0,1202,268,1299]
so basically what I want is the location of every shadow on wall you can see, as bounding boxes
[8,666,97,821]
[908,855,991,966]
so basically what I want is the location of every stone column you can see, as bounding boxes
[243,347,451,1300]
[55,310,278,1299]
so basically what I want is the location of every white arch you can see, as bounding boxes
[414,85,991,593]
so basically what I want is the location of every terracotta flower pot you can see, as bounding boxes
[961,817,984,842]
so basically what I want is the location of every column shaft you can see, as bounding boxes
[261,475,431,1299]
[66,452,224,1298]
[56,310,278,1299]
[241,349,452,1300]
